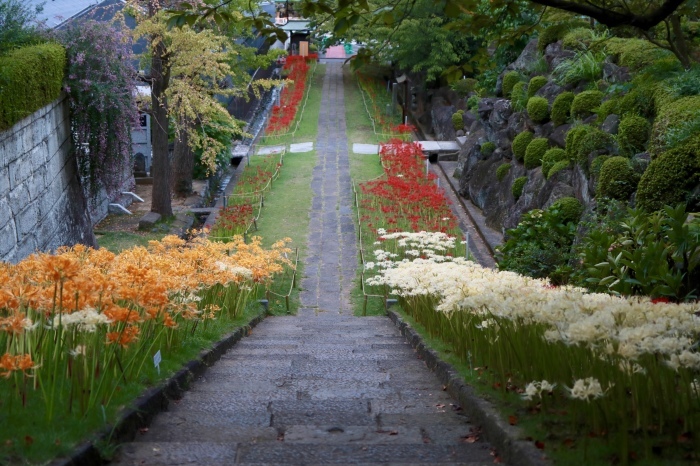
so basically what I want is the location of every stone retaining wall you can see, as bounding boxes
[0,94,96,263]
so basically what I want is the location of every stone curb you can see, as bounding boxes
[50,313,266,466]
[387,310,551,466]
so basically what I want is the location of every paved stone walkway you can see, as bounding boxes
[114,63,499,465]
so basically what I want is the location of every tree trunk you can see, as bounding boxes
[172,122,194,197]
[149,1,173,217]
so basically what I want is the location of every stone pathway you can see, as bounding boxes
[114,63,500,465]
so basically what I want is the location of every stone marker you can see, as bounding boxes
[138,211,161,231]
[133,153,148,177]
[352,143,379,154]
[289,142,314,153]
[256,145,285,155]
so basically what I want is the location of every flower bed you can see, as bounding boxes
[355,72,413,139]
[366,233,700,462]
[266,55,310,135]
[0,236,289,461]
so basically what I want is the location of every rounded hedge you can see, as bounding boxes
[651,95,700,155]
[496,163,511,181]
[551,91,575,126]
[565,124,595,161]
[467,95,480,112]
[511,81,529,111]
[548,160,571,178]
[596,98,620,123]
[571,90,604,119]
[604,38,672,71]
[452,112,464,131]
[512,131,535,161]
[512,176,528,199]
[548,197,583,223]
[597,156,638,200]
[618,114,651,155]
[636,136,700,211]
[590,155,611,177]
[526,96,550,123]
[528,76,548,98]
[537,23,572,52]
[561,28,594,51]
[481,141,496,156]
[502,71,522,97]
[524,137,549,169]
[542,148,568,178]
[576,129,618,169]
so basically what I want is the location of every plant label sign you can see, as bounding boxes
[153,350,162,374]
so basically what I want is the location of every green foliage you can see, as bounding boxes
[651,95,700,155]
[597,156,638,200]
[617,114,651,155]
[666,64,700,98]
[548,160,571,178]
[575,128,617,170]
[512,176,527,199]
[553,50,605,85]
[450,78,477,97]
[510,81,528,111]
[604,38,674,71]
[452,111,464,131]
[467,95,479,112]
[0,0,47,54]
[527,76,548,98]
[512,131,534,161]
[570,90,603,119]
[496,162,511,181]
[537,23,570,52]
[497,207,577,281]
[502,70,522,97]
[526,96,549,123]
[565,124,595,161]
[524,137,549,169]
[596,98,620,123]
[590,155,610,177]
[561,27,595,51]
[551,91,575,126]
[0,43,65,131]
[636,136,700,212]
[578,204,700,301]
[542,148,567,178]
[549,197,583,223]
[481,141,495,156]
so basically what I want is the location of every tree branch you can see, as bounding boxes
[527,0,687,30]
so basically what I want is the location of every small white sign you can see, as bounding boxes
[153,350,162,374]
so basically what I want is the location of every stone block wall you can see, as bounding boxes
[0,94,96,263]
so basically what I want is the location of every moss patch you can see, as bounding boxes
[524,137,549,169]
[526,96,550,123]
[512,131,534,161]
[551,91,575,126]
[570,90,603,119]
[597,156,638,200]
[542,148,568,178]
[512,176,528,199]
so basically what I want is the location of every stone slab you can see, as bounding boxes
[256,145,285,155]
[138,211,161,230]
[418,141,441,152]
[353,143,379,154]
[231,144,250,157]
[289,142,314,153]
[437,141,460,151]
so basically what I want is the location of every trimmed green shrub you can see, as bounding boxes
[511,81,529,112]
[0,43,66,131]
[604,38,674,71]
[542,148,568,178]
[596,98,620,123]
[512,176,528,199]
[618,114,651,155]
[570,90,604,119]
[576,128,618,169]
[496,163,511,181]
[526,96,550,123]
[527,76,548,98]
[450,78,477,97]
[590,155,611,177]
[551,91,575,126]
[561,27,595,51]
[618,85,657,119]
[565,124,595,160]
[651,95,700,155]
[537,23,579,52]
[502,71,522,97]
[524,137,549,169]
[549,197,583,223]
[597,156,638,200]
[548,160,571,178]
[636,136,700,211]
[481,141,496,156]
[467,95,480,112]
[512,131,534,161]
[452,112,464,131]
